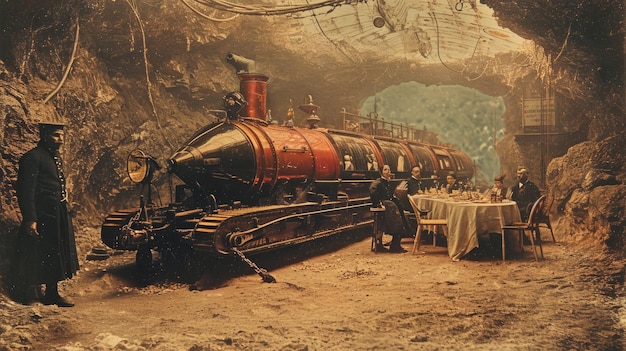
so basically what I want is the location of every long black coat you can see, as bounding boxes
[407,176,424,195]
[369,177,393,208]
[13,143,79,287]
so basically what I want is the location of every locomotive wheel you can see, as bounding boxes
[136,247,153,274]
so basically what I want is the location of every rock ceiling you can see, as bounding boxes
[176,0,538,129]
[186,0,529,68]
[298,0,527,63]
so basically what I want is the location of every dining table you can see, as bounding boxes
[410,193,522,261]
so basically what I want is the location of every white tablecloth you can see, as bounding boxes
[412,194,521,261]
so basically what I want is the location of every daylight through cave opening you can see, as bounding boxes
[360,82,506,185]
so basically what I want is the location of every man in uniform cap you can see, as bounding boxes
[509,168,541,221]
[11,121,79,307]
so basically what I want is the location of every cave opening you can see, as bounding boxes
[360,82,505,184]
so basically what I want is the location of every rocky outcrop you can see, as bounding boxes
[547,132,626,253]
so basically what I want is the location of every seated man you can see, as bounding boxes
[509,168,540,221]
[407,166,425,195]
[445,172,461,194]
[394,166,423,215]
[490,174,508,198]
[369,165,407,253]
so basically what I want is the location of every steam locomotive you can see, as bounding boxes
[101,53,474,279]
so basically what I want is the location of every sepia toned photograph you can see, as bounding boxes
[0,1,624,350]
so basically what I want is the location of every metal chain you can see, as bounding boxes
[455,0,464,11]
[232,247,276,283]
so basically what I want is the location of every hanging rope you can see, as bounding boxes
[432,9,489,81]
[190,0,367,16]
[43,18,80,104]
[124,0,175,151]
[552,22,571,64]
[180,0,239,22]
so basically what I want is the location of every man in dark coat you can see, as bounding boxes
[369,165,407,253]
[369,165,393,209]
[509,168,541,221]
[11,122,79,307]
[445,172,462,194]
[407,166,424,195]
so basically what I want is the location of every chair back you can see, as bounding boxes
[526,195,547,226]
[407,195,423,222]
[394,180,410,211]
[537,193,553,223]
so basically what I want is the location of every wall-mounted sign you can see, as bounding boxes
[522,97,555,127]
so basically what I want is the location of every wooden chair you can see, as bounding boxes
[370,207,386,253]
[370,200,410,253]
[536,194,556,242]
[499,195,546,261]
[407,195,448,254]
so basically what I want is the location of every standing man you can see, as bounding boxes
[509,168,541,221]
[12,122,79,307]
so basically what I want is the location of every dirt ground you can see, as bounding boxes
[1,227,625,351]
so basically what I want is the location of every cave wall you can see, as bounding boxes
[0,0,624,270]
[484,0,625,252]
[484,0,624,140]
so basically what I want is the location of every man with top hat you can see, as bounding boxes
[11,121,79,307]
[509,167,541,221]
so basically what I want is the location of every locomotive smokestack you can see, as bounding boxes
[226,52,256,74]
[226,53,269,120]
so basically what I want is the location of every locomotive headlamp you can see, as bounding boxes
[127,149,159,184]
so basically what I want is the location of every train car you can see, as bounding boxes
[101,53,474,279]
